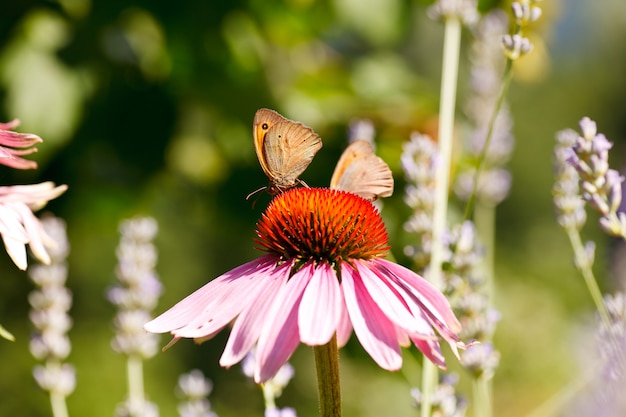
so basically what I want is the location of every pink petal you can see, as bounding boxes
[356,260,432,335]
[254,261,314,383]
[298,262,342,345]
[412,336,446,368]
[220,260,293,367]
[14,203,51,265]
[335,296,352,348]
[145,255,278,335]
[340,262,402,371]
[372,259,462,333]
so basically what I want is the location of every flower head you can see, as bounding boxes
[146,188,465,382]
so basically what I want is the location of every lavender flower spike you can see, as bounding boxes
[566,117,626,238]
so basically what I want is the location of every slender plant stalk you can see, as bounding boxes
[463,58,513,222]
[48,361,70,417]
[313,335,342,417]
[473,202,496,416]
[420,360,438,417]
[127,355,145,404]
[50,391,70,417]
[423,13,462,417]
[565,229,611,332]
[472,376,492,417]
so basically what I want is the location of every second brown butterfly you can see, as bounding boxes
[330,139,394,201]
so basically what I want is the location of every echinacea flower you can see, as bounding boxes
[0,119,42,170]
[145,188,465,383]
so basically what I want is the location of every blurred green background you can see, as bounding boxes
[1,0,625,416]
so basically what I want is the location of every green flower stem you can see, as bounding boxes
[424,13,462,417]
[463,58,513,222]
[47,361,70,417]
[565,228,626,371]
[313,335,342,417]
[565,229,611,334]
[420,360,438,417]
[472,376,492,417]
[474,202,495,303]
[262,384,277,410]
[127,355,145,404]
[50,390,70,417]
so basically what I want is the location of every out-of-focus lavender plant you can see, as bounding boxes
[553,119,624,336]
[455,11,513,207]
[109,216,162,417]
[403,132,500,416]
[462,1,541,221]
[176,369,218,417]
[29,215,75,417]
[567,293,626,417]
[403,132,439,273]
[242,350,297,417]
[410,373,467,417]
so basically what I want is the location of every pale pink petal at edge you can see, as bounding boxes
[341,262,402,371]
[298,261,342,345]
[145,255,278,335]
[254,261,314,383]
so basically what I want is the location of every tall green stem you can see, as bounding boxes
[50,391,70,417]
[313,336,342,417]
[565,229,611,332]
[127,355,145,404]
[463,58,513,222]
[472,376,492,417]
[423,14,462,417]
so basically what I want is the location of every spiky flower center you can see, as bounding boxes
[255,188,389,266]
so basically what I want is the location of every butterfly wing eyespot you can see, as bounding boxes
[330,139,394,201]
[252,108,323,194]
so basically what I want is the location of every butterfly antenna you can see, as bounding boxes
[246,186,266,201]
[246,186,266,209]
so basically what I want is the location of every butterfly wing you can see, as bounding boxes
[253,108,288,180]
[330,140,394,201]
[262,120,322,189]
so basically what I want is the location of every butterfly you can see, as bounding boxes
[330,139,394,201]
[252,108,323,196]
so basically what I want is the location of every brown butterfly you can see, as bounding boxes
[252,108,323,195]
[330,139,394,201]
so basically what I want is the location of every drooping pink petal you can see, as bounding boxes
[372,259,462,333]
[366,261,447,339]
[145,255,278,335]
[356,260,433,336]
[412,336,446,368]
[255,261,314,383]
[298,261,342,345]
[340,262,402,371]
[220,260,293,367]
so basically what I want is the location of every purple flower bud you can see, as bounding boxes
[579,117,597,141]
